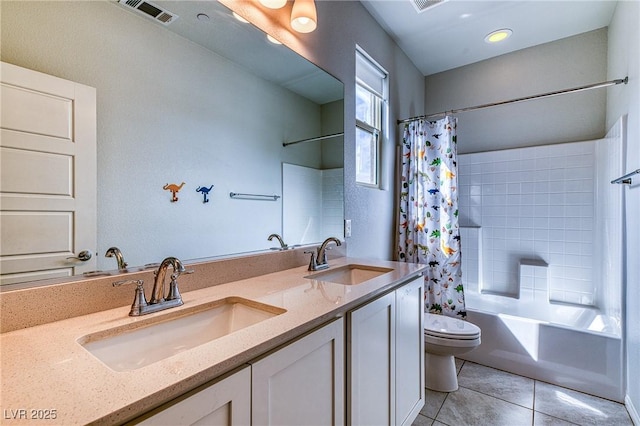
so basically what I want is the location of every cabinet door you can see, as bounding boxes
[252,318,345,426]
[395,277,425,426]
[348,291,395,426]
[135,366,251,425]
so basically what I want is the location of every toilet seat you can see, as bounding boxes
[424,313,481,340]
[423,312,481,392]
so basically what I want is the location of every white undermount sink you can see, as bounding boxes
[78,297,286,372]
[305,264,394,285]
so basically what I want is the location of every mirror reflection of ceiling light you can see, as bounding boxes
[232,12,249,23]
[485,28,513,43]
[267,34,282,44]
[291,0,317,33]
[259,0,287,9]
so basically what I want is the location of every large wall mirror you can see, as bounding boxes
[0,0,344,285]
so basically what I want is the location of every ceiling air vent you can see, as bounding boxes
[117,0,178,25]
[411,0,448,13]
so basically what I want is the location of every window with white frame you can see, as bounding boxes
[355,48,387,187]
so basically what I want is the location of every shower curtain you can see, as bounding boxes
[397,116,466,318]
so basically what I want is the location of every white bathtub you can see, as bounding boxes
[460,292,624,402]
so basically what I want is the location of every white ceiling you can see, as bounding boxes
[360,0,617,76]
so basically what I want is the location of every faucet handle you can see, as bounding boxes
[113,279,148,315]
[112,279,144,288]
[305,250,318,271]
[167,274,183,302]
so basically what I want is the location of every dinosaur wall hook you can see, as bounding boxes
[196,185,214,203]
[163,182,185,202]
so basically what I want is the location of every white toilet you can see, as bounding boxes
[424,312,481,392]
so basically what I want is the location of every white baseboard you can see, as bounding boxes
[626,394,640,426]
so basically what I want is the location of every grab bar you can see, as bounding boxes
[611,169,640,185]
[229,192,281,201]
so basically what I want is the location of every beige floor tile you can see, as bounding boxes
[458,361,535,409]
[534,381,633,426]
[437,386,533,426]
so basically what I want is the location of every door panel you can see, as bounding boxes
[252,318,345,426]
[395,277,425,426]
[1,147,73,196]
[0,212,72,255]
[137,366,251,425]
[0,83,73,139]
[348,291,395,426]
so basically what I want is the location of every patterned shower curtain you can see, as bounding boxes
[397,116,466,318]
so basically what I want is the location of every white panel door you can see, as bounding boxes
[0,61,97,284]
[137,366,251,425]
[252,318,345,426]
[395,277,425,426]
[348,291,395,426]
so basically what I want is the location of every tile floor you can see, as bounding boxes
[413,359,634,426]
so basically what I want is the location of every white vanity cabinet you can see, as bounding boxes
[348,276,425,426]
[134,319,344,426]
[251,318,345,425]
[130,276,423,426]
[135,365,251,425]
[395,277,426,425]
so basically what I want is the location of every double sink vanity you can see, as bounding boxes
[1,251,426,425]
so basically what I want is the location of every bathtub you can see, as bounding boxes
[460,292,624,402]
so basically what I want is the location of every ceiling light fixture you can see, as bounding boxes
[259,0,287,9]
[485,28,512,43]
[290,0,317,33]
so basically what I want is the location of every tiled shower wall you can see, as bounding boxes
[322,168,345,239]
[282,164,344,245]
[458,141,600,305]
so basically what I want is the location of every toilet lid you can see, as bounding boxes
[424,313,480,339]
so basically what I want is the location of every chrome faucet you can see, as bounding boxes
[113,256,193,316]
[268,233,287,249]
[150,257,190,304]
[105,246,128,270]
[307,237,342,271]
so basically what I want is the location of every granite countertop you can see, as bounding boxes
[0,257,425,425]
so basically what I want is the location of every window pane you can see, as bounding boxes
[356,85,373,125]
[356,126,377,185]
[356,85,382,129]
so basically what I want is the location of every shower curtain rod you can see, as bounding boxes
[397,77,628,125]
[283,132,344,147]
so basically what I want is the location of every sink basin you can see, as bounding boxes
[305,264,394,285]
[78,297,286,372]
